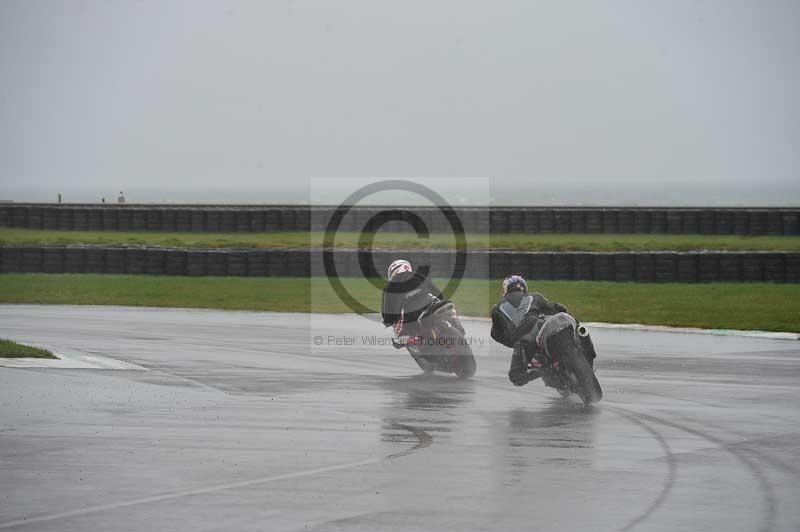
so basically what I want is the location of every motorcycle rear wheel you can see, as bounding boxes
[549,329,602,405]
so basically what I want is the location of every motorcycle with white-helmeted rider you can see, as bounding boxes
[381,259,476,378]
[490,275,602,404]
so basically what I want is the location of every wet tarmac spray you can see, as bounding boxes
[2,306,799,531]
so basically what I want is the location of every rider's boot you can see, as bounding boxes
[509,344,540,386]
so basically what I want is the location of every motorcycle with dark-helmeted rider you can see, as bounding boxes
[491,275,602,405]
[381,259,476,378]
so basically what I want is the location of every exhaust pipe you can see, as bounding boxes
[576,325,597,364]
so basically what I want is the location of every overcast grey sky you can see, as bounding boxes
[1,0,798,205]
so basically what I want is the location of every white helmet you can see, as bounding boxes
[387,259,412,280]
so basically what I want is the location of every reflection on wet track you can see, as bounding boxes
[1,306,799,531]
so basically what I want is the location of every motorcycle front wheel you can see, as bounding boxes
[408,347,435,374]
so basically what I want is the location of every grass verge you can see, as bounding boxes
[1,274,799,332]
[2,228,800,252]
[0,338,56,359]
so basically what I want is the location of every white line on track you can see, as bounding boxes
[464,316,799,340]
[0,348,147,370]
[0,457,380,530]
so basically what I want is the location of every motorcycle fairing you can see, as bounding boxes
[536,312,577,353]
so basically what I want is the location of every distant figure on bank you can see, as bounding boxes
[117,191,125,204]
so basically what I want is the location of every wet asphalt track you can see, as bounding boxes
[1,305,799,532]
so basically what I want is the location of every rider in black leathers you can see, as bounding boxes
[381,259,445,335]
[490,275,570,386]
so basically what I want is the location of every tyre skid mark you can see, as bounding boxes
[487,377,777,532]
[385,422,434,459]
[608,404,777,532]
[480,381,681,532]
[734,443,800,480]
[605,407,678,532]
[670,414,800,480]
[614,385,799,428]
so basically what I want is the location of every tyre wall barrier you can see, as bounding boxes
[1,245,798,283]
[1,205,799,235]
